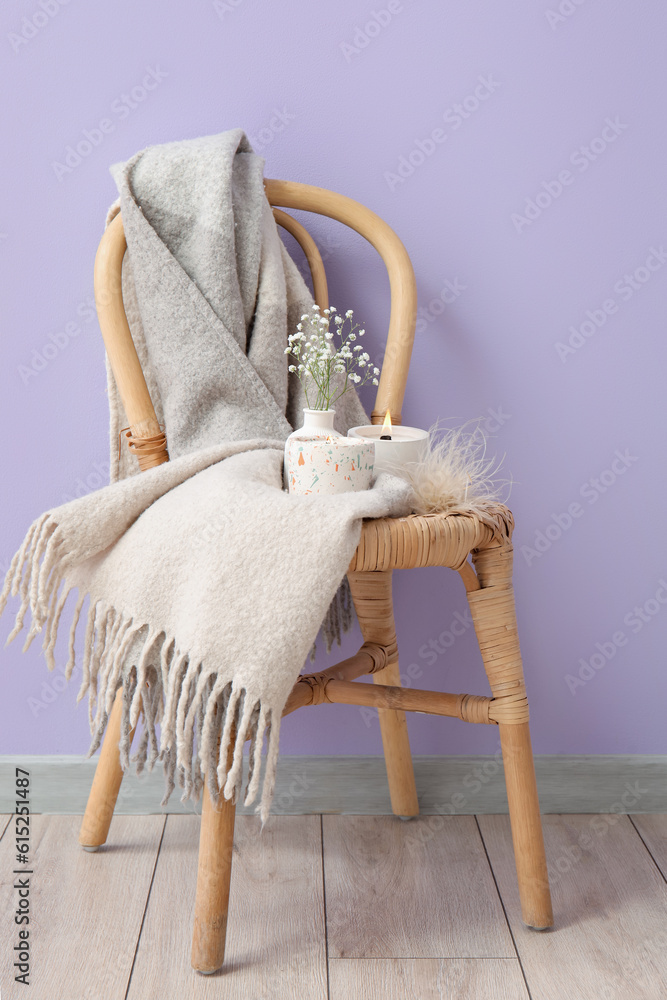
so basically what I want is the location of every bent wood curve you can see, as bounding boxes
[265,179,417,424]
[272,207,329,311]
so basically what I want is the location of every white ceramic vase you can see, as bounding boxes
[284,409,375,496]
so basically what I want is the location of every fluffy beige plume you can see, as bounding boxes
[397,421,511,528]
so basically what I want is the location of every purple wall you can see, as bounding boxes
[2,0,666,758]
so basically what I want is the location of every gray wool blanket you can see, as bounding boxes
[1,130,412,822]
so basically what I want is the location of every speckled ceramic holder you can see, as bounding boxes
[286,435,375,495]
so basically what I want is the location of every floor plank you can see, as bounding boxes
[479,814,667,1000]
[329,958,530,999]
[0,815,11,840]
[323,815,515,959]
[127,814,328,999]
[631,814,667,880]
[0,814,164,1000]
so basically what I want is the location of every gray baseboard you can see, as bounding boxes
[0,755,664,816]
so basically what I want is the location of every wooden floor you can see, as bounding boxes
[0,812,666,999]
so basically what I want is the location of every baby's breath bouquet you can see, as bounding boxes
[285,305,380,410]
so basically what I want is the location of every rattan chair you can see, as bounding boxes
[79,179,553,974]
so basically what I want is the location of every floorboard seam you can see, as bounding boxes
[123,814,168,1000]
[320,815,332,1000]
[627,814,667,884]
[0,816,12,843]
[327,955,524,961]
[474,816,534,1000]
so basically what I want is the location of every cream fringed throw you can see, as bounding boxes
[0,130,412,822]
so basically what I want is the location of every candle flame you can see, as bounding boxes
[382,410,393,434]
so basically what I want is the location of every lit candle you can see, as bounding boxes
[348,411,429,476]
[379,409,393,441]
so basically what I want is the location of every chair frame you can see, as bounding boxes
[79,179,553,975]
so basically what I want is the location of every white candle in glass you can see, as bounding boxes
[348,413,428,476]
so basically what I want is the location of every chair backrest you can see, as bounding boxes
[94,179,417,470]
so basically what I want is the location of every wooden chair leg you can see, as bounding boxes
[79,688,130,851]
[468,545,553,930]
[348,570,419,818]
[499,721,553,928]
[191,741,237,974]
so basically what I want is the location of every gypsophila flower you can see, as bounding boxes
[284,304,381,410]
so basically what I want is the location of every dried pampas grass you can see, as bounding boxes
[395,421,511,527]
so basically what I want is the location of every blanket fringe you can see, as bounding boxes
[0,514,286,825]
[309,576,355,662]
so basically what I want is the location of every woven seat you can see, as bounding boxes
[350,506,513,573]
[79,178,554,975]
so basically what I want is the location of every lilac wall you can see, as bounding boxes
[2,0,666,757]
